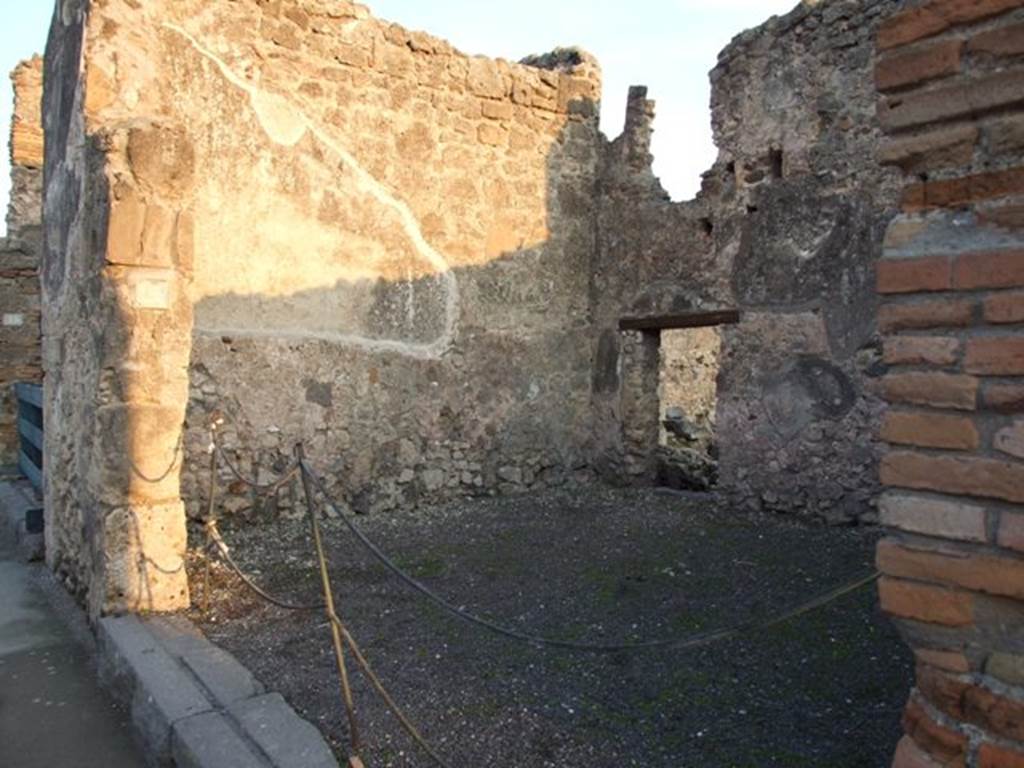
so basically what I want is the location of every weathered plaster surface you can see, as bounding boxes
[42,0,604,611]
[159,1,604,520]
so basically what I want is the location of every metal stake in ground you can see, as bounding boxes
[296,443,365,767]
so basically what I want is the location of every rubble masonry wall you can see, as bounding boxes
[591,0,906,523]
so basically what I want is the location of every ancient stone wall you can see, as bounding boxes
[590,86,720,484]
[871,1,1024,765]
[592,0,906,523]
[168,0,603,519]
[0,57,43,469]
[658,327,721,490]
[41,0,602,612]
[660,327,721,447]
[43,0,999,616]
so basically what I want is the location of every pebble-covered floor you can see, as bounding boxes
[188,486,912,768]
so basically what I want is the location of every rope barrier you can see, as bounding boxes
[206,519,324,612]
[202,428,446,766]
[129,431,184,484]
[330,613,454,768]
[299,459,880,653]
[216,445,301,494]
[201,436,882,767]
[204,524,450,767]
[210,417,301,494]
[296,444,364,761]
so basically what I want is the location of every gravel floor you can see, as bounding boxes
[187,486,912,768]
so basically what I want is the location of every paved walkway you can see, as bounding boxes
[0,481,143,768]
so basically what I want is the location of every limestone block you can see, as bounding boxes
[92,403,186,505]
[374,41,413,78]
[109,266,179,312]
[995,419,1024,459]
[879,492,988,543]
[97,502,190,615]
[173,712,266,768]
[97,615,211,762]
[145,615,265,708]
[227,694,339,768]
[467,57,505,99]
[106,188,148,267]
[987,653,1024,687]
[84,62,118,119]
[126,124,196,198]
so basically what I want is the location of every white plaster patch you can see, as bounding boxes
[162,23,460,360]
[134,279,171,310]
[250,90,308,147]
[2,313,25,327]
[996,420,1024,460]
[122,270,175,310]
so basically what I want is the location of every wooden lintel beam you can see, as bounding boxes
[618,309,741,332]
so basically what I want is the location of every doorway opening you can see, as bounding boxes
[618,309,738,491]
[658,326,721,491]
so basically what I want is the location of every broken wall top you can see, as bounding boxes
[9,56,43,170]
[75,0,602,130]
[710,0,903,182]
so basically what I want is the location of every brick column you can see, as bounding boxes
[874,2,1024,766]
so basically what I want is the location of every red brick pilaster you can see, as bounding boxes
[874,1,1024,765]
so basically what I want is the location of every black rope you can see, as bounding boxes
[200,439,881,768]
[217,446,300,493]
[300,460,880,654]
[211,424,300,494]
[129,431,184,484]
[205,530,451,767]
[206,522,325,612]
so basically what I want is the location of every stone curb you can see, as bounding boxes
[97,613,339,768]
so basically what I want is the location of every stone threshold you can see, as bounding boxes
[96,613,339,768]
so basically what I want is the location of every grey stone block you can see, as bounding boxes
[172,711,269,768]
[16,530,44,562]
[229,693,339,768]
[97,614,338,768]
[0,481,44,562]
[97,616,213,766]
[145,615,265,707]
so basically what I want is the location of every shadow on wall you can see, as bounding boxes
[158,27,606,519]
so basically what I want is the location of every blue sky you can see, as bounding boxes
[0,0,796,234]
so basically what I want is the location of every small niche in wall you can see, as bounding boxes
[770,148,784,179]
